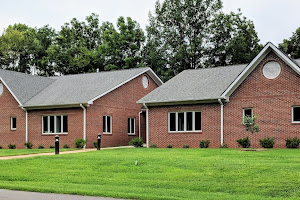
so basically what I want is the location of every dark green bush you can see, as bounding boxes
[259,137,275,148]
[183,144,190,148]
[129,137,143,147]
[220,144,228,148]
[285,137,300,149]
[167,144,173,148]
[237,137,251,148]
[8,144,16,149]
[49,145,55,149]
[38,145,44,149]
[24,142,33,149]
[93,142,98,148]
[63,144,70,148]
[74,138,87,148]
[150,144,157,148]
[199,140,210,148]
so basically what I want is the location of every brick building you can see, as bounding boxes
[138,42,300,148]
[0,67,162,148]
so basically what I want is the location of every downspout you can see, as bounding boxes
[143,103,149,148]
[138,111,143,139]
[218,99,224,146]
[80,104,86,149]
[21,107,28,144]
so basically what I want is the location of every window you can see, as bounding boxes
[168,111,202,132]
[243,108,253,117]
[42,115,68,134]
[11,117,16,130]
[103,115,112,134]
[292,106,300,123]
[128,118,135,135]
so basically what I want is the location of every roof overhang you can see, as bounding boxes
[221,42,300,99]
[87,68,163,105]
[21,103,88,110]
[142,98,224,107]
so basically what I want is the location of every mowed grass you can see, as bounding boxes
[0,148,79,157]
[0,148,300,200]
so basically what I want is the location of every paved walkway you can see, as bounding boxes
[0,146,134,160]
[0,189,126,200]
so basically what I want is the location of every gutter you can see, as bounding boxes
[80,104,87,149]
[218,99,224,146]
[143,103,149,148]
[21,107,28,144]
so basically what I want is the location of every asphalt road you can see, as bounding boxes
[0,189,126,200]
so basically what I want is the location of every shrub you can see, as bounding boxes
[24,142,33,149]
[285,137,300,149]
[0,145,2,149]
[74,138,87,148]
[183,144,190,148]
[259,137,275,148]
[49,145,55,149]
[199,140,210,148]
[63,144,70,149]
[38,145,44,149]
[93,142,98,148]
[129,137,143,147]
[150,144,157,148]
[167,144,173,148]
[237,137,251,148]
[220,144,228,148]
[242,115,259,134]
[8,144,16,149]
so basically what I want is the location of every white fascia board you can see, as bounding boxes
[221,42,300,99]
[88,68,163,104]
[0,77,23,106]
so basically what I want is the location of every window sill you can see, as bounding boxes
[128,133,136,136]
[103,132,112,135]
[10,129,16,131]
[292,122,300,124]
[42,133,68,135]
[168,131,202,134]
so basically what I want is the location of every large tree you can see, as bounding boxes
[144,0,262,81]
[279,27,300,59]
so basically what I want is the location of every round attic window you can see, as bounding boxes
[0,83,3,96]
[263,61,281,79]
[142,76,149,88]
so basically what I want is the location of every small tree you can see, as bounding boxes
[242,115,259,134]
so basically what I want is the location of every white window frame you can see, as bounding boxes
[10,116,16,130]
[292,106,300,123]
[168,111,202,133]
[103,115,112,134]
[243,108,253,118]
[42,115,68,134]
[128,117,135,135]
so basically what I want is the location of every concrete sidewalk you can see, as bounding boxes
[0,189,126,200]
[0,146,134,160]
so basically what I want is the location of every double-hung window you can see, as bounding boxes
[42,115,68,134]
[11,117,16,130]
[128,118,135,135]
[169,111,202,132]
[292,106,300,123]
[243,108,253,118]
[103,115,112,134]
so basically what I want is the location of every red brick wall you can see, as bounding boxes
[148,51,300,148]
[28,108,83,148]
[224,51,300,148]
[86,73,158,148]
[148,104,221,148]
[0,82,26,149]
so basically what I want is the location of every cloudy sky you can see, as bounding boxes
[0,0,299,45]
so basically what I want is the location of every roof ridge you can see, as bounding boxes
[183,64,248,72]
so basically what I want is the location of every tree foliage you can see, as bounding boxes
[279,27,300,59]
[242,115,259,135]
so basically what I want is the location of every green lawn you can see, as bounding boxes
[0,148,79,157]
[0,148,299,200]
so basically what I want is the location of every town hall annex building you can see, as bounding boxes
[1,42,300,148]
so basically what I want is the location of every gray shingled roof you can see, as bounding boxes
[138,64,248,104]
[0,69,54,104]
[23,67,151,107]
